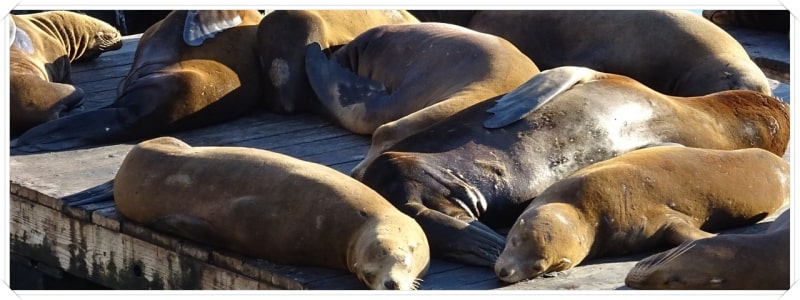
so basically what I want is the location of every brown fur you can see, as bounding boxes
[304,22,539,168]
[625,209,790,290]
[357,66,790,267]
[466,10,772,97]
[495,146,789,283]
[9,11,122,135]
[11,10,264,152]
[114,137,430,290]
[256,10,419,114]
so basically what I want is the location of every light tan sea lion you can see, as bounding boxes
[494,146,790,283]
[625,209,790,290]
[113,136,431,290]
[11,10,264,153]
[466,10,772,97]
[305,22,540,137]
[357,66,790,267]
[9,11,122,136]
[256,10,419,114]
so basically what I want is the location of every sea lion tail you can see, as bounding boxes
[483,66,599,129]
[304,42,392,134]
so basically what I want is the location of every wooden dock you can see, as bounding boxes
[7,24,791,291]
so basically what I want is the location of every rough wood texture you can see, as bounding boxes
[8,14,791,291]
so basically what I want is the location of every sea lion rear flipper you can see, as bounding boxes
[403,202,506,267]
[150,214,225,246]
[483,66,599,129]
[10,103,151,153]
[183,10,242,46]
[305,42,392,134]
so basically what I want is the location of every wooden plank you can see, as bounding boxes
[9,195,278,290]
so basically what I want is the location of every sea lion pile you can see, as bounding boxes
[9,9,790,290]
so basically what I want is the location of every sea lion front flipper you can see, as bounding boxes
[150,214,225,246]
[660,214,716,246]
[402,202,506,267]
[483,66,599,129]
[305,42,392,134]
[183,10,242,46]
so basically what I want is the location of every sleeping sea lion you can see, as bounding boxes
[11,10,264,153]
[357,66,789,267]
[494,146,789,283]
[304,22,540,135]
[9,11,122,136]
[114,136,431,290]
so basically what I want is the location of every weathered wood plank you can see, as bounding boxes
[9,195,279,290]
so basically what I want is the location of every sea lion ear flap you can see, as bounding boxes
[183,10,242,46]
[483,66,599,129]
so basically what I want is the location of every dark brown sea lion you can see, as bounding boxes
[625,208,790,290]
[358,66,790,267]
[256,10,419,114]
[305,22,540,136]
[494,146,789,283]
[9,11,122,136]
[465,10,772,97]
[10,10,264,153]
[113,136,430,290]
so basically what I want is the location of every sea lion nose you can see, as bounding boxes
[497,267,513,278]
[384,279,398,290]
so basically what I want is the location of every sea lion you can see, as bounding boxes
[358,66,790,267]
[625,209,790,290]
[305,22,540,136]
[494,146,790,283]
[9,11,123,136]
[465,10,772,97]
[113,136,430,290]
[256,10,419,114]
[10,10,264,153]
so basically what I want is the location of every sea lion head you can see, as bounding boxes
[494,202,591,283]
[348,218,430,290]
[625,240,735,289]
[44,11,123,62]
[73,14,123,61]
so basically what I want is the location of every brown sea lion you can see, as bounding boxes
[465,10,772,97]
[304,22,540,136]
[494,146,790,283]
[9,11,122,136]
[10,10,264,153]
[113,136,430,290]
[625,208,790,290]
[256,10,419,114]
[358,66,790,267]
